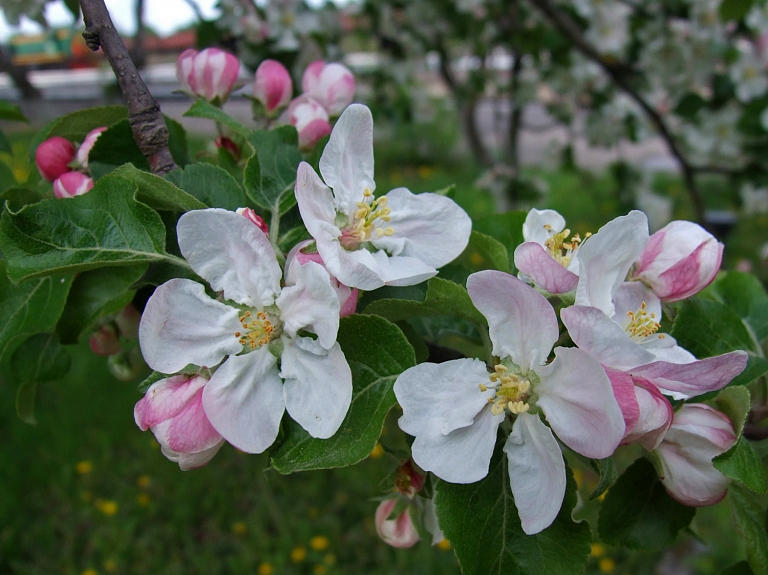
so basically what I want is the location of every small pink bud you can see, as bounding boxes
[176,47,241,103]
[53,172,94,199]
[395,459,426,497]
[215,136,241,160]
[76,126,107,168]
[90,324,121,356]
[253,59,293,114]
[236,207,269,234]
[115,303,141,339]
[633,220,723,302]
[301,61,356,116]
[36,136,75,182]
[287,95,332,150]
[375,499,420,548]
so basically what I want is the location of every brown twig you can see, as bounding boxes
[79,0,177,175]
[527,0,708,227]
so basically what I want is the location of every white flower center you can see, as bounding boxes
[234,310,278,350]
[479,364,532,416]
[623,302,661,342]
[543,225,590,269]
[339,187,394,249]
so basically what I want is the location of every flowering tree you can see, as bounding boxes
[1,1,768,574]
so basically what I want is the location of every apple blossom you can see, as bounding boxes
[35,136,75,182]
[134,374,225,470]
[139,208,353,453]
[295,104,472,291]
[302,60,356,116]
[394,270,624,535]
[375,499,420,548]
[75,126,107,169]
[253,59,293,114]
[655,404,737,506]
[286,95,332,150]
[176,48,241,103]
[89,324,121,356]
[53,171,94,199]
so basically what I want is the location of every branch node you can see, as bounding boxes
[82,26,102,51]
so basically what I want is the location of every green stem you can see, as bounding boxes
[268,209,285,265]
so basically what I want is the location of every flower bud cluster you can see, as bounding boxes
[35,127,105,198]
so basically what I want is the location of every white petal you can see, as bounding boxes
[535,347,625,459]
[612,282,662,323]
[504,412,566,535]
[371,250,437,287]
[276,260,340,349]
[202,349,285,453]
[178,209,282,308]
[316,237,385,290]
[522,208,566,244]
[467,271,558,373]
[161,440,225,470]
[394,358,494,437]
[295,162,339,241]
[319,103,375,217]
[411,405,503,484]
[369,188,472,268]
[423,498,445,545]
[575,211,649,316]
[281,337,353,439]
[139,278,242,373]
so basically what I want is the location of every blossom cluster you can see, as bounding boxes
[35,127,105,198]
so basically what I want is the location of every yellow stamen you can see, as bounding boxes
[625,301,660,341]
[484,365,531,416]
[236,310,275,350]
[543,227,589,268]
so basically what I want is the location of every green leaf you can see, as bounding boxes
[0,261,73,363]
[715,438,768,494]
[111,163,206,212]
[243,126,302,216]
[712,272,768,344]
[15,381,37,425]
[0,186,45,212]
[460,230,510,273]
[717,386,752,437]
[472,211,527,272]
[0,99,27,122]
[719,0,753,21]
[277,225,310,254]
[730,485,768,575]
[270,314,416,473]
[435,450,591,575]
[166,163,247,211]
[589,457,618,500]
[138,370,168,393]
[165,116,190,167]
[56,265,147,344]
[598,457,695,550]
[183,99,253,138]
[0,128,11,154]
[0,175,181,282]
[719,561,755,575]
[364,277,486,327]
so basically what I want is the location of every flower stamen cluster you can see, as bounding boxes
[624,301,660,342]
[351,188,393,241]
[236,310,276,349]
[543,225,591,268]
[481,364,532,416]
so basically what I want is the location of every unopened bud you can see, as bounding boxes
[286,95,331,150]
[301,61,356,116]
[36,136,75,182]
[375,499,420,548]
[53,172,94,199]
[76,126,107,169]
[395,459,426,497]
[176,47,241,103]
[215,136,240,160]
[253,59,293,115]
[236,207,269,234]
[90,324,121,356]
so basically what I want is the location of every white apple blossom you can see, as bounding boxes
[139,209,353,455]
[295,104,472,291]
[730,42,768,102]
[394,270,624,535]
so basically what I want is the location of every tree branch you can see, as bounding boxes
[79,0,177,175]
[527,0,708,227]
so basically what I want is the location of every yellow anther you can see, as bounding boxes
[478,383,487,392]
[237,311,275,350]
[625,301,660,342]
[543,227,589,268]
[384,227,395,236]
[484,366,531,417]
[508,401,530,414]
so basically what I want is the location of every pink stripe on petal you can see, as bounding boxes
[514,242,579,294]
[134,374,207,430]
[162,387,223,453]
[633,230,665,275]
[604,367,640,438]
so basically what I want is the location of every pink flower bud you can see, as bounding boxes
[53,171,94,199]
[36,136,75,182]
[301,61,356,116]
[632,221,723,302]
[375,499,420,548]
[655,404,737,506]
[236,207,269,234]
[395,459,426,497]
[253,59,293,114]
[115,303,141,339]
[76,126,107,168]
[176,47,241,103]
[90,324,121,356]
[285,240,359,316]
[286,95,332,150]
[215,136,241,160]
[134,374,225,470]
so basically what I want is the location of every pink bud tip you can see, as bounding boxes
[301,61,356,116]
[236,207,269,234]
[254,59,293,114]
[89,324,122,356]
[215,136,241,159]
[176,47,241,103]
[287,95,332,150]
[53,172,94,199]
[36,136,75,182]
[375,499,420,548]
[76,127,107,169]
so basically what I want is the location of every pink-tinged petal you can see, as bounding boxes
[287,95,331,149]
[281,338,352,439]
[536,346,625,458]
[575,210,649,316]
[375,499,420,548]
[467,271,558,372]
[75,126,107,168]
[623,379,673,451]
[139,278,242,373]
[53,172,93,198]
[36,136,75,182]
[395,358,494,437]
[134,374,207,430]
[514,242,579,294]
[301,60,325,94]
[303,61,355,116]
[295,162,340,240]
[604,367,640,436]
[236,207,268,234]
[369,187,472,269]
[656,404,737,506]
[561,305,656,370]
[202,349,284,454]
[253,59,293,113]
[152,387,223,453]
[160,440,225,470]
[319,103,375,217]
[410,405,503,484]
[196,48,240,102]
[297,118,332,150]
[276,260,340,349]
[370,250,437,287]
[316,236,384,291]
[176,48,197,94]
[504,412,566,535]
[612,282,661,323]
[629,351,748,398]
[340,287,359,316]
[178,209,282,308]
[522,208,566,245]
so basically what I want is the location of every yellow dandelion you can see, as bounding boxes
[257,563,274,575]
[136,475,152,489]
[417,165,434,179]
[313,565,328,575]
[590,543,605,558]
[291,546,307,563]
[437,539,452,550]
[76,461,93,475]
[324,553,337,565]
[137,493,151,507]
[310,535,329,551]
[369,443,384,459]
[82,570,98,575]
[599,557,616,573]
[95,499,118,516]
[231,521,247,535]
